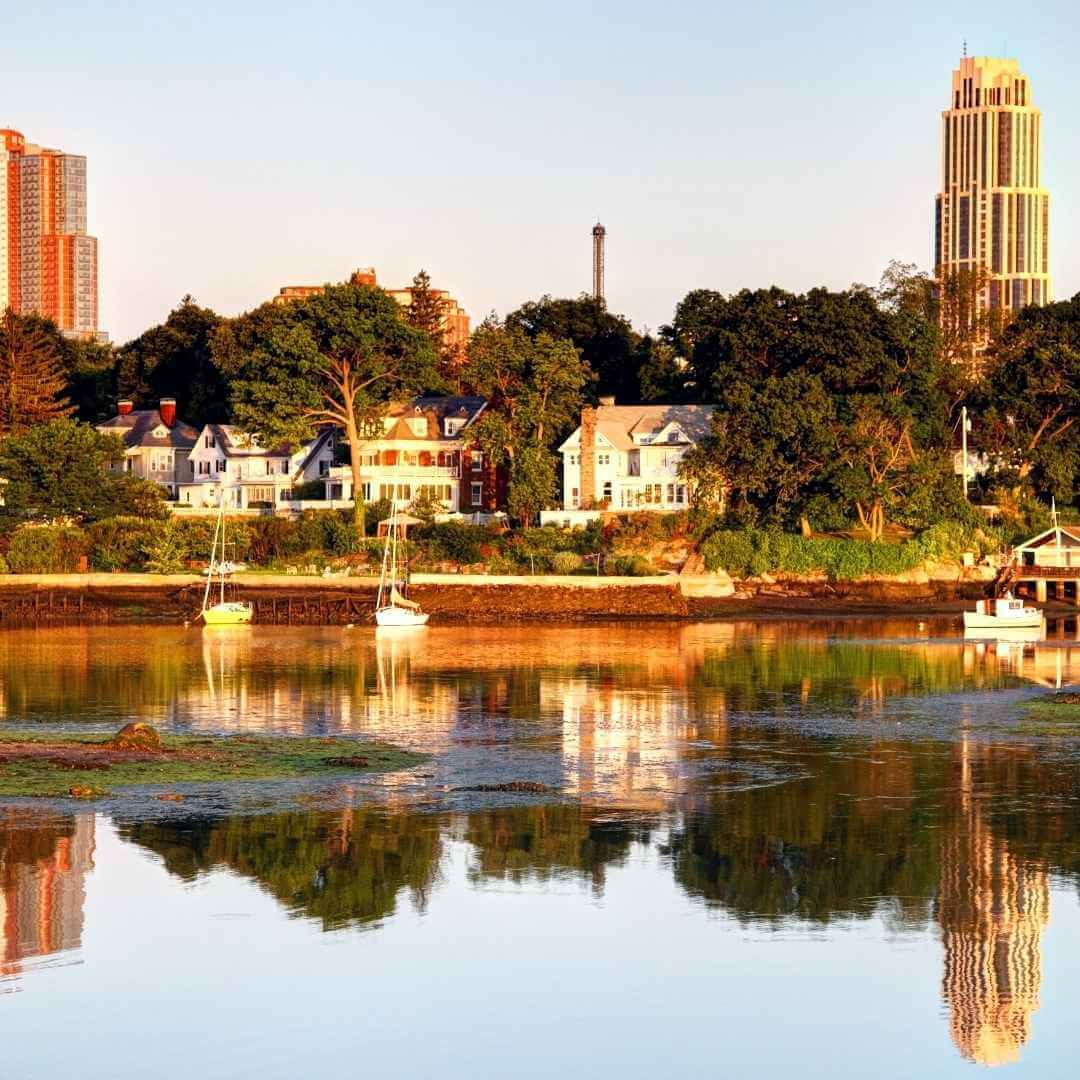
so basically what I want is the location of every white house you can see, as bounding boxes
[555,399,716,514]
[177,425,336,510]
[96,398,198,497]
[324,396,496,513]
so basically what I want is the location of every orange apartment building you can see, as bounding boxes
[273,267,469,358]
[0,128,99,338]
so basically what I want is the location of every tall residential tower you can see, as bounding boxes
[0,128,99,337]
[934,57,1051,314]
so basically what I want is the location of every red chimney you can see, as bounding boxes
[159,398,177,427]
[117,400,134,416]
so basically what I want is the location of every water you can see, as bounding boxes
[3,620,1080,1077]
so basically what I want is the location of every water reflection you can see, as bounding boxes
[0,813,94,984]
[2,621,1080,1070]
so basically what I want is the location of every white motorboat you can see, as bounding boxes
[963,594,1043,633]
[375,490,428,629]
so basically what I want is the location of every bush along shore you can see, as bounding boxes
[0,723,426,800]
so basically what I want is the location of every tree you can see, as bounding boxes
[115,296,226,426]
[404,268,447,341]
[213,283,440,535]
[975,297,1080,503]
[0,309,75,437]
[672,277,952,531]
[461,319,591,523]
[0,419,166,522]
[506,294,642,402]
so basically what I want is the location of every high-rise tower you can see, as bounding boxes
[592,222,605,302]
[0,128,99,337]
[934,56,1051,315]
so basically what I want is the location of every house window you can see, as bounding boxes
[408,418,428,437]
[204,435,215,448]
[318,460,330,477]
[280,459,289,474]
[265,459,273,475]
[602,481,612,503]
[571,487,580,508]
[676,485,686,504]
[250,486,274,504]
[471,482,483,506]
[668,431,680,443]
[215,459,226,473]
[569,453,578,466]
[667,484,675,503]
[597,453,610,466]
[444,418,464,437]
[471,452,483,472]
[360,483,372,501]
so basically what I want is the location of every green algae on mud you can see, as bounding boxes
[1017,693,1080,737]
[0,730,425,799]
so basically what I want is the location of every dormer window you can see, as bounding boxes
[152,426,167,438]
[668,430,680,443]
[444,418,465,437]
[408,418,428,437]
[204,434,216,448]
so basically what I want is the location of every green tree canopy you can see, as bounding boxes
[506,294,647,402]
[674,277,952,531]
[974,296,1080,504]
[212,283,440,534]
[0,309,76,437]
[461,319,591,523]
[0,419,165,523]
[115,296,226,427]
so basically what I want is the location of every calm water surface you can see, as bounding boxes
[3,620,1080,1078]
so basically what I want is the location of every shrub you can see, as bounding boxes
[611,554,655,577]
[8,526,88,573]
[0,554,9,574]
[291,479,326,501]
[552,551,583,575]
[87,518,160,571]
[145,521,187,574]
[421,522,485,566]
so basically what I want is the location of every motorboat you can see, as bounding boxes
[963,594,1043,633]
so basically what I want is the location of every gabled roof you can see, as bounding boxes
[558,403,716,453]
[381,395,486,441]
[200,424,324,460]
[97,409,199,450]
[1015,525,1080,550]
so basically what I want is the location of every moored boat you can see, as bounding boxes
[963,594,1043,633]
[200,489,253,626]
[375,497,428,629]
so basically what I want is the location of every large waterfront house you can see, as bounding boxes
[323,395,504,514]
[96,399,199,497]
[178,424,336,510]
[553,399,716,516]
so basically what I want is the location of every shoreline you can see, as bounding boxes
[0,571,1074,626]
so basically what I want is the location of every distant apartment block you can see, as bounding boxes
[935,57,1051,314]
[273,268,470,358]
[0,128,101,338]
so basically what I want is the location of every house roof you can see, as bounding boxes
[559,403,716,453]
[1014,525,1080,550]
[203,424,313,459]
[382,395,486,441]
[97,409,199,450]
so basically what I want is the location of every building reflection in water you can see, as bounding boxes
[938,739,1050,1068]
[0,813,94,983]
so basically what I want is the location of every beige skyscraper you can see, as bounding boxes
[934,56,1051,314]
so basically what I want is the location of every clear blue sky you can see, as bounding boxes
[3,1,1077,343]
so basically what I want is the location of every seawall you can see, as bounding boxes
[0,571,996,627]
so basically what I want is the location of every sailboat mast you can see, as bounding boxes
[203,492,222,613]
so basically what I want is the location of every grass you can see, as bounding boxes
[0,729,425,799]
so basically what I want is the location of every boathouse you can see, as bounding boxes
[1011,525,1080,604]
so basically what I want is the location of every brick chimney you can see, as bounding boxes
[117,399,133,416]
[579,406,598,509]
[159,398,177,427]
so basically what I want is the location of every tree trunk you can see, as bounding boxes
[345,414,365,538]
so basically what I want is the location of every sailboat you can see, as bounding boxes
[375,486,428,628]
[200,487,253,626]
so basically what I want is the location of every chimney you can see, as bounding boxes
[579,406,597,510]
[117,399,133,416]
[159,398,177,427]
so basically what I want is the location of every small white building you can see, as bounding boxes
[556,399,716,513]
[324,396,491,513]
[177,424,335,510]
[96,399,198,497]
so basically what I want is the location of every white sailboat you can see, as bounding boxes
[200,487,253,626]
[375,486,428,628]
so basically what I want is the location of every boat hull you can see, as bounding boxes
[202,602,254,626]
[962,611,1043,631]
[375,606,430,628]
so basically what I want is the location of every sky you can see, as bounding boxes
[3,1,1078,344]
